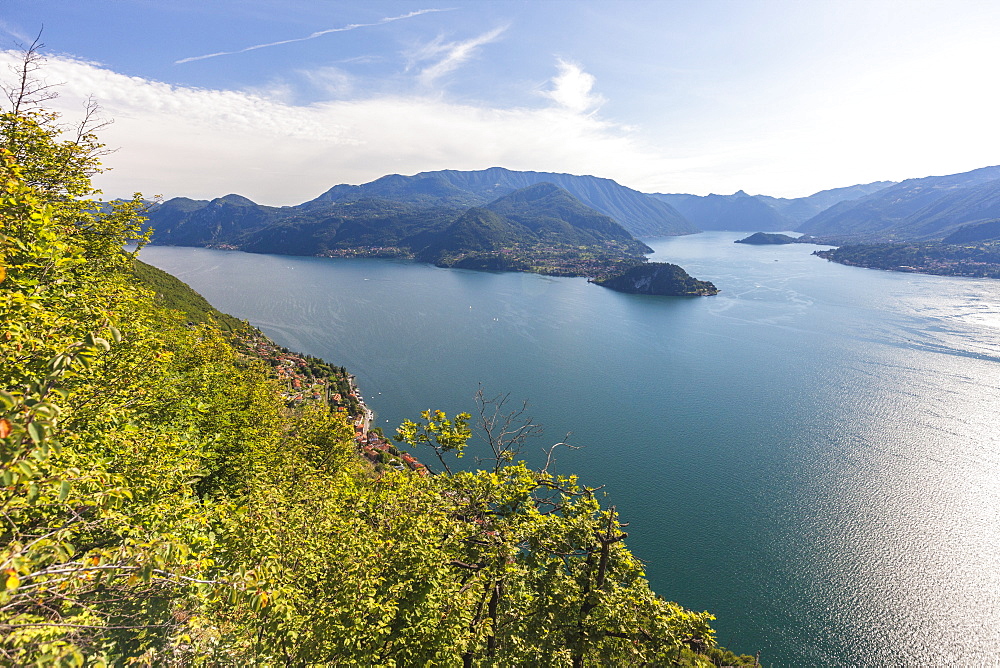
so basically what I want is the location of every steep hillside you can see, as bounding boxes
[132,259,245,331]
[149,194,285,246]
[417,183,652,275]
[484,182,643,244]
[942,219,1000,243]
[798,166,1000,240]
[236,199,461,256]
[305,172,482,209]
[894,179,1000,239]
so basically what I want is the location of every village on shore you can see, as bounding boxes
[232,327,429,476]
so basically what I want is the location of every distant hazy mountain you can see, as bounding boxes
[758,182,895,224]
[149,194,285,246]
[797,166,1000,240]
[308,167,697,237]
[650,181,894,231]
[651,190,790,231]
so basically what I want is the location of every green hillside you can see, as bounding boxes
[0,100,756,664]
[797,166,1000,241]
[152,182,657,279]
[306,166,697,237]
[593,262,720,296]
[131,259,245,332]
[813,241,1000,278]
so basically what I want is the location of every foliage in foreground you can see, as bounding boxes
[0,97,746,665]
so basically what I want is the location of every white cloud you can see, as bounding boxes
[410,26,507,86]
[0,51,677,205]
[543,59,605,113]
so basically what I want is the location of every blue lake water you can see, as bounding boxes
[138,231,1000,666]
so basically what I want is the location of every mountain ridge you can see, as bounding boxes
[650,181,895,231]
[307,166,697,237]
[148,181,654,278]
[798,166,1000,240]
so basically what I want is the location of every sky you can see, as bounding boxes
[2,0,1000,205]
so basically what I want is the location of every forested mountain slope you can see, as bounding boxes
[759,181,895,224]
[308,166,697,237]
[149,182,658,279]
[798,165,1000,240]
[146,166,696,266]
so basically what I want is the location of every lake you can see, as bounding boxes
[138,231,1000,666]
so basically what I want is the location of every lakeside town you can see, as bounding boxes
[232,327,429,476]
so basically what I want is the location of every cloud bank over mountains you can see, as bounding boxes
[5,1,1000,205]
[1,50,672,205]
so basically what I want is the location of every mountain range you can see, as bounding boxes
[145,164,1000,273]
[654,165,1000,243]
[796,165,1000,241]
[651,182,895,232]
[305,167,697,237]
[147,167,696,250]
[147,177,655,277]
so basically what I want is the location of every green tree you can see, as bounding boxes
[0,61,268,663]
[395,394,720,666]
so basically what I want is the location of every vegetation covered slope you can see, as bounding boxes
[1,98,755,665]
[797,165,1000,241]
[734,232,797,245]
[417,183,653,276]
[757,181,895,225]
[152,183,656,280]
[307,166,697,237]
[794,168,1000,279]
[131,259,245,332]
[593,262,720,296]
[813,242,1000,278]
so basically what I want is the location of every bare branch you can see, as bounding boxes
[473,385,544,473]
[3,30,62,114]
[541,438,578,475]
[72,95,114,155]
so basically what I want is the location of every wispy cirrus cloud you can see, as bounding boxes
[410,26,507,86]
[299,65,356,97]
[175,8,454,65]
[0,20,34,45]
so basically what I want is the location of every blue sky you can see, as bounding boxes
[3,0,1000,205]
